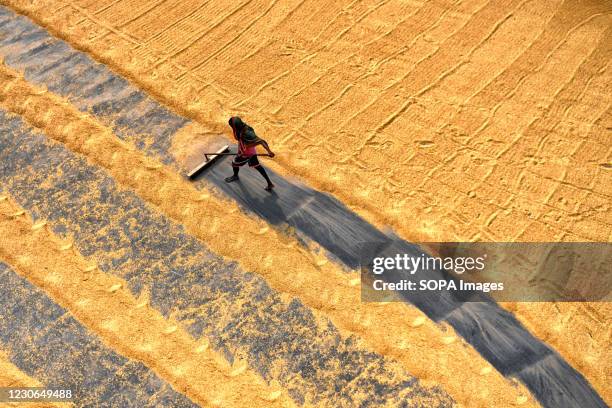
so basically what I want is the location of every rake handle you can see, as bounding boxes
[204,152,272,160]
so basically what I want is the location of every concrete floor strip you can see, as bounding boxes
[0,261,198,408]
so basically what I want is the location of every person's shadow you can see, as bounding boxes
[234,179,288,226]
[197,152,300,227]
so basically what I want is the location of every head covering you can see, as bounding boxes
[228,116,262,145]
[229,116,246,133]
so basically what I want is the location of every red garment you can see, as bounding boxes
[238,138,257,157]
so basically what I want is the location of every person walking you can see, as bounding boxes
[224,116,276,191]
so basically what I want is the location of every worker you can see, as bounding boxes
[224,116,275,191]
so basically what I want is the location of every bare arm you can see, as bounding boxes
[257,139,275,157]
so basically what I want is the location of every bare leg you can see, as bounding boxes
[254,165,274,190]
[225,166,240,183]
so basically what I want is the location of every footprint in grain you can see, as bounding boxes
[417,140,435,148]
